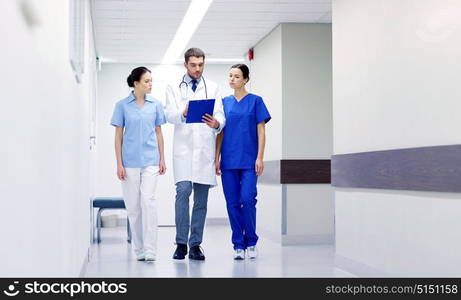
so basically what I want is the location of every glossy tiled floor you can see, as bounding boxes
[84,225,355,278]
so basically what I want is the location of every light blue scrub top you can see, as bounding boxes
[221,93,271,170]
[111,92,166,168]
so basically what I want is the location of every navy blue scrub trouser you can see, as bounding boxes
[221,169,258,249]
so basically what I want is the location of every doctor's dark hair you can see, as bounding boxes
[184,48,205,63]
[231,64,250,80]
[127,66,151,88]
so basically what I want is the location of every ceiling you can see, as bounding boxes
[91,0,332,64]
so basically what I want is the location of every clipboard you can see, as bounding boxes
[186,99,215,123]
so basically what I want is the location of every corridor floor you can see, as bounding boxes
[84,224,355,278]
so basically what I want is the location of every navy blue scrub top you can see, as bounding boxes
[221,93,271,170]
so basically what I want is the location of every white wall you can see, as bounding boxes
[0,0,96,276]
[282,23,332,159]
[333,0,461,276]
[251,25,283,161]
[281,24,333,242]
[251,24,334,243]
[96,63,233,225]
[286,185,333,237]
[333,0,461,154]
[336,190,461,276]
[251,25,283,241]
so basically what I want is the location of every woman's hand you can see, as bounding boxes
[159,159,166,175]
[117,165,126,181]
[255,159,264,176]
[215,159,221,175]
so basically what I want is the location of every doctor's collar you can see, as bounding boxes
[185,73,202,84]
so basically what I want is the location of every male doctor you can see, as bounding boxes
[165,48,225,260]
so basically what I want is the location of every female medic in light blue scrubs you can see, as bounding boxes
[215,64,271,260]
[111,66,166,262]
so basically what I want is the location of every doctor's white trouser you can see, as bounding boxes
[121,166,159,256]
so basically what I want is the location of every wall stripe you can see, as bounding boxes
[281,160,331,184]
[331,144,461,193]
[259,159,331,184]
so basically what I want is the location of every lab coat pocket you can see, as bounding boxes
[198,127,215,162]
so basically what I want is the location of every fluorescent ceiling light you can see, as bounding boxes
[162,0,213,64]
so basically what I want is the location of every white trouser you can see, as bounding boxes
[121,166,159,256]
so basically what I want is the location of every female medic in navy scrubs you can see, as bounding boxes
[215,64,271,260]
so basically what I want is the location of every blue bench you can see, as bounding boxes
[92,197,131,243]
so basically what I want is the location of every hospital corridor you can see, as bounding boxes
[1,0,461,280]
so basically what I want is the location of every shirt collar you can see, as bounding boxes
[184,73,202,85]
[127,91,153,103]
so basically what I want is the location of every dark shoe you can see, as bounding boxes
[173,244,188,260]
[189,245,205,260]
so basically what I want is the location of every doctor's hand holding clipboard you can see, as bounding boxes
[183,99,220,129]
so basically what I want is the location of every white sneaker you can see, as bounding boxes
[247,246,257,259]
[136,252,145,261]
[144,252,156,261]
[233,249,245,260]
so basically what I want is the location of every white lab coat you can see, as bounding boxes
[165,75,226,186]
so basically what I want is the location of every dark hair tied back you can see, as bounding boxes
[127,66,151,88]
[231,63,250,80]
[126,74,133,87]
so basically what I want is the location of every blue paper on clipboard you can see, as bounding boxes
[186,99,215,123]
